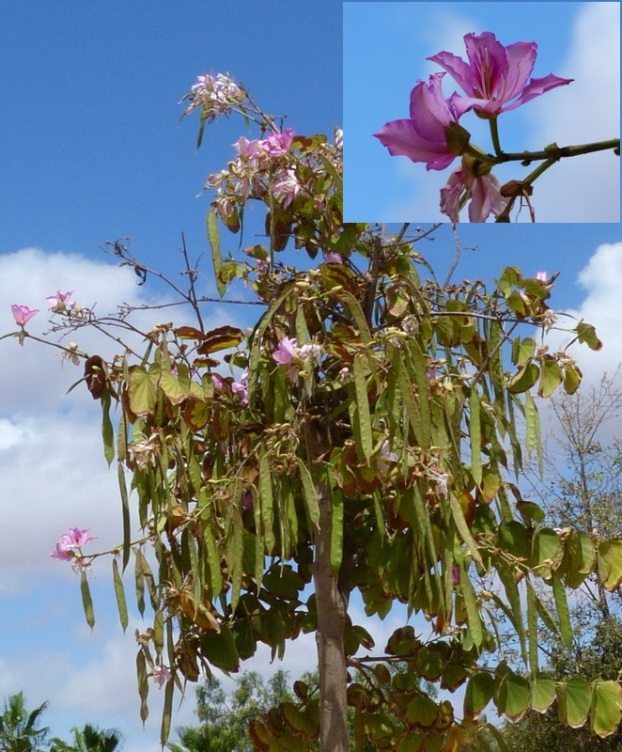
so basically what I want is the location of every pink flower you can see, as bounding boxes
[233,136,261,159]
[440,168,509,223]
[374,73,471,171]
[231,370,249,405]
[322,252,343,264]
[262,128,295,156]
[428,32,573,117]
[272,168,300,207]
[50,528,96,563]
[11,304,39,326]
[272,337,298,366]
[46,290,76,313]
[535,271,548,282]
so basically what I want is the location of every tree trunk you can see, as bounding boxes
[313,478,349,752]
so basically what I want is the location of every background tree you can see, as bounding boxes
[49,723,123,752]
[499,373,622,751]
[168,670,292,752]
[0,693,49,752]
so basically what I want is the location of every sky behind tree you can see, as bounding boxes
[0,2,621,751]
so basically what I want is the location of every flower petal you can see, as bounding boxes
[374,119,456,171]
[506,73,574,111]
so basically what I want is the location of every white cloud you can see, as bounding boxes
[527,2,620,221]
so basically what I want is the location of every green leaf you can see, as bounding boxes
[405,694,438,726]
[118,462,131,572]
[507,363,539,394]
[464,672,495,718]
[159,366,191,405]
[530,673,556,713]
[495,672,530,722]
[576,321,603,351]
[200,623,240,672]
[80,570,95,629]
[538,355,562,398]
[524,391,541,460]
[531,528,564,579]
[562,530,595,588]
[559,676,592,728]
[128,365,158,415]
[112,558,128,632]
[591,680,622,738]
[353,354,373,461]
[207,209,226,297]
[512,336,536,366]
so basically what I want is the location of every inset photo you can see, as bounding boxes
[343,2,620,223]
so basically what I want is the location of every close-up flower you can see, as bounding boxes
[374,73,471,171]
[428,32,573,116]
[10,304,39,326]
[271,168,300,207]
[50,528,96,562]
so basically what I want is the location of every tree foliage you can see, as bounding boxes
[0,693,49,752]
[6,76,622,750]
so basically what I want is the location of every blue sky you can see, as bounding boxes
[344,1,620,222]
[0,3,621,752]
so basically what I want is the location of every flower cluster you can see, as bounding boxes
[181,73,246,120]
[50,528,96,572]
[206,128,301,221]
[128,432,161,470]
[374,32,573,222]
[11,290,79,327]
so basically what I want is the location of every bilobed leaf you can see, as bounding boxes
[112,557,128,632]
[591,680,622,738]
[576,321,603,351]
[495,672,530,722]
[507,363,539,394]
[353,354,373,461]
[531,528,564,579]
[563,530,596,588]
[464,672,495,718]
[159,366,191,405]
[597,539,622,590]
[538,355,562,398]
[559,676,592,728]
[197,325,245,355]
[207,209,226,297]
[128,365,158,415]
[80,570,95,629]
[530,673,556,714]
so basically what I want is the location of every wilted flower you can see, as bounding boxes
[128,433,160,470]
[540,309,558,333]
[374,73,471,171]
[46,290,76,313]
[440,167,509,223]
[11,304,39,326]
[377,440,399,473]
[152,664,171,688]
[428,32,573,116]
[334,128,343,149]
